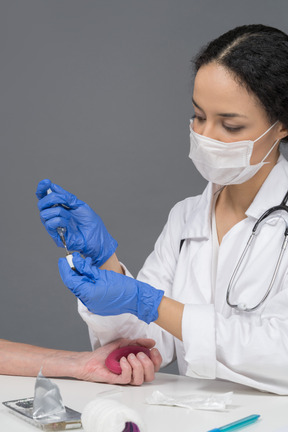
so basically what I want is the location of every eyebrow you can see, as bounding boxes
[192,98,248,118]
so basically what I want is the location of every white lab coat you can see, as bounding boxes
[79,154,288,394]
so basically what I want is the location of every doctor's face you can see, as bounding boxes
[192,62,286,165]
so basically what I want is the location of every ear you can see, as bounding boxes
[276,122,288,140]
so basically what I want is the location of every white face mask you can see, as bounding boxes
[189,120,279,185]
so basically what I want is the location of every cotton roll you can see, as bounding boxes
[81,398,146,432]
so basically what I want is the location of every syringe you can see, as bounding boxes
[46,188,75,270]
[56,226,69,256]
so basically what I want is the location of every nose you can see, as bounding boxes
[192,120,217,140]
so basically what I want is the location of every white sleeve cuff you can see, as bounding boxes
[119,262,133,278]
[182,304,216,379]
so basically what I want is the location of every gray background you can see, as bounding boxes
[1,1,288,375]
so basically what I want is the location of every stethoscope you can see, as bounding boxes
[226,190,288,312]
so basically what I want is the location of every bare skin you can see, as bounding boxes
[101,61,288,341]
[100,253,124,274]
[0,337,162,386]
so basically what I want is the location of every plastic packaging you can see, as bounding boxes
[146,390,233,411]
[2,370,81,429]
[33,369,66,419]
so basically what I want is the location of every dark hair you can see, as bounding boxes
[193,24,288,141]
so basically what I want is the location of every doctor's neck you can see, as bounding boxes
[222,156,279,215]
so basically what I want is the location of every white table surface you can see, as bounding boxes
[0,373,287,432]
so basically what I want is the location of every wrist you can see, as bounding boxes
[155,297,184,340]
[42,350,80,378]
[99,253,124,273]
[90,237,118,267]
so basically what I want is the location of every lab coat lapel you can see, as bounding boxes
[177,183,220,305]
[246,154,288,220]
[215,219,252,315]
[181,182,219,241]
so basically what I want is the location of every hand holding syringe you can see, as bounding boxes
[47,188,75,269]
[36,179,118,267]
[40,181,164,327]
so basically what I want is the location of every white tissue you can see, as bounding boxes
[146,390,233,411]
[81,398,146,432]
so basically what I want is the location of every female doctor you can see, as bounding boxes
[37,24,288,394]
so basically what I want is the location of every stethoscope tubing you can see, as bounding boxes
[226,190,288,312]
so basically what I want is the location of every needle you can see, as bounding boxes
[57,227,69,256]
[47,188,69,255]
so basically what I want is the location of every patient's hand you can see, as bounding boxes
[71,338,162,385]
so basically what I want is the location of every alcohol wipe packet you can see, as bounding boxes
[3,369,81,430]
[146,390,233,411]
[32,368,66,420]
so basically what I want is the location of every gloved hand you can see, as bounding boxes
[58,252,165,324]
[36,179,117,267]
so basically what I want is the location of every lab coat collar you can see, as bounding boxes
[245,154,288,220]
[181,182,222,241]
[181,153,288,241]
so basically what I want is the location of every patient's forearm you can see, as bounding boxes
[0,339,78,377]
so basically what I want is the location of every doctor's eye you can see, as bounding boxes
[191,114,206,123]
[223,124,245,133]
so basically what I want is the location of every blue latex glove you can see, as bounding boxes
[58,252,165,324]
[36,179,118,267]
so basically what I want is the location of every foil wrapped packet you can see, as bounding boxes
[32,368,67,421]
[2,369,81,430]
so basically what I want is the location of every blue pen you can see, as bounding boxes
[207,414,260,432]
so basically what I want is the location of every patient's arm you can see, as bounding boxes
[0,337,162,385]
